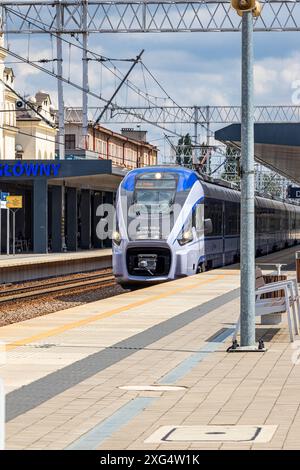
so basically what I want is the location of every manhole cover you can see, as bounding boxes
[119,385,186,392]
[145,425,278,443]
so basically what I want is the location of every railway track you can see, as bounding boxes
[0,271,115,304]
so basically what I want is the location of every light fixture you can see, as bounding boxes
[15,144,23,152]
[112,231,121,245]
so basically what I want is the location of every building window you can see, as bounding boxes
[10,103,15,126]
[102,141,106,156]
[96,139,102,154]
[65,134,76,150]
[5,103,9,125]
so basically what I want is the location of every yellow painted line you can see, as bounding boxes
[206,270,240,275]
[5,274,224,352]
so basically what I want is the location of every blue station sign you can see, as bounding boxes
[0,162,61,178]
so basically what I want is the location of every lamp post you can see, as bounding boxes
[231,0,261,348]
[0,377,4,450]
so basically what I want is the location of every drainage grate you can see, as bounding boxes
[145,425,278,444]
[119,385,186,392]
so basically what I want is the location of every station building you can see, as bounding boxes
[0,159,125,254]
[0,127,157,255]
[0,35,158,255]
[64,113,157,168]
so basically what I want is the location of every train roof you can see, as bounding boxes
[122,165,198,192]
[122,165,300,210]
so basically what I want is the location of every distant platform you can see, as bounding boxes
[0,249,112,283]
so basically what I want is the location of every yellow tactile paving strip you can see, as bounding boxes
[1,272,234,393]
[4,275,223,352]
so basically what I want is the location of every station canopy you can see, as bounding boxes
[215,123,300,184]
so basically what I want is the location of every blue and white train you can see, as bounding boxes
[112,166,300,287]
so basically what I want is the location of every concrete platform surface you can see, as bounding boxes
[0,246,300,450]
[0,249,112,268]
[0,249,112,283]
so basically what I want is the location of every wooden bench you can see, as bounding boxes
[233,267,299,342]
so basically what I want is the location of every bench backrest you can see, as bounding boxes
[255,267,265,289]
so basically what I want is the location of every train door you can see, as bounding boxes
[204,198,223,268]
[222,200,226,266]
[191,202,204,272]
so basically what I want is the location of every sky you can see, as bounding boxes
[3,2,300,155]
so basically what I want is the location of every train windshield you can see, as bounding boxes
[134,172,177,214]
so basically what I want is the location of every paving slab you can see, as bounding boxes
[1,246,300,449]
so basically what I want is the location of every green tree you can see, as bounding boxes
[176,133,193,167]
[221,146,240,184]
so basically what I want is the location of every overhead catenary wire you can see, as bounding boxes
[68,42,71,82]
[141,61,213,137]
[0,123,56,145]
[93,50,145,128]
[0,76,57,129]
[3,4,205,142]
[5,5,173,104]
[50,34,55,73]
[4,59,58,64]
[4,6,136,64]
[0,122,159,161]
[0,44,184,139]
[0,30,181,128]
[4,4,166,103]
[5,3,192,133]
[26,30,30,62]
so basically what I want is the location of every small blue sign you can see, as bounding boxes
[0,192,9,201]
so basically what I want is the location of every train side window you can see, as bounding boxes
[205,198,222,236]
[225,201,239,235]
[256,206,262,234]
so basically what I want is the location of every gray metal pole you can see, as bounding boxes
[0,205,2,255]
[240,11,255,347]
[206,105,210,146]
[0,377,4,450]
[56,2,67,251]
[194,106,199,164]
[56,0,65,161]
[12,210,15,256]
[206,105,211,173]
[6,209,9,255]
[82,0,89,150]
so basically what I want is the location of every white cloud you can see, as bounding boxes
[253,53,300,104]
[4,29,300,146]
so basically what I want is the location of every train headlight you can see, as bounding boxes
[177,229,193,246]
[112,230,122,246]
